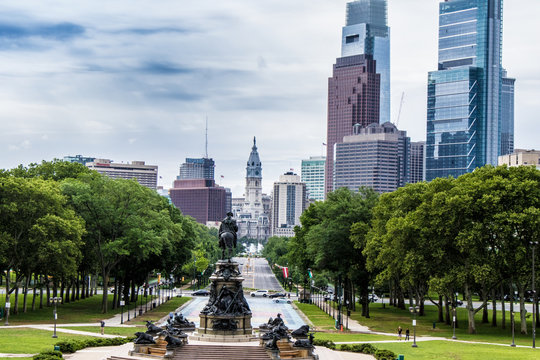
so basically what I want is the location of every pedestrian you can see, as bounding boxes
[288,293,290,299]
[405,328,410,341]
[100,320,105,335]
[397,326,402,340]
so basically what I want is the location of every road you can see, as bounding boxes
[235,257,284,291]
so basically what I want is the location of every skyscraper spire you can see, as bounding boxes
[205,116,208,159]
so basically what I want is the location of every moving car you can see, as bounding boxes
[274,297,292,304]
[192,289,210,296]
[269,292,287,298]
[250,289,269,297]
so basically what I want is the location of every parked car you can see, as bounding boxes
[269,292,287,298]
[192,289,210,296]
[250,290,269,297]
[274,297,292,304]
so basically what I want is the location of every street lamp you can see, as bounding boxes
[531,240,538,349]
[511,311,516,347]
[50,297,62,338]
[452,293,458,340]
[409,306,418,348]
[127,291,130,322]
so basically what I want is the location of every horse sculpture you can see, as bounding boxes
[218,212,237,260]
[219,231,236,260]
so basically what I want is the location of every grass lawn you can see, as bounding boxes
[127,296,191,325]
[0,328,96,354]
[348,302,538,346]
[60,325,144,336]
[0,294,146,324]
[294,301,336,330]
[315,332,396,342]
[367,340,540,360]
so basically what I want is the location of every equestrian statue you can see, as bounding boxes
[218,212,238,260]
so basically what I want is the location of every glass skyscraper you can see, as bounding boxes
[426,0,507,181]
[301,156,326,201]
[341,0,390,123]
[501,69,515,156]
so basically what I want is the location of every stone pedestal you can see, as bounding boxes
[193,260,253,342]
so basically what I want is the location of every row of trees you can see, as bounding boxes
[0,160,219,316]
[265,165,540,334]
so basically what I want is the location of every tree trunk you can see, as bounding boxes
[397,286,405,310]
[60,278,65,303]
[32,274,38,311]
[444,296,451,325]
[500,283,505,329]
[46,282,51,307]
[491,288,497,327]
[438,295,444,322]
[481,290,489,324]
[13,285,19,315]
[464,283,477,334]
[102,272,110,313]
[112,277,118,310]
[39,275,44,309]
[22,274,30,313]
[76,273,80,300]
[517,283,527,334]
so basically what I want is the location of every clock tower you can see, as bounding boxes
[244,137,263,218]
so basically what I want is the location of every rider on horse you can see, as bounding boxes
[219,212,238,259]
[219,212,238,242]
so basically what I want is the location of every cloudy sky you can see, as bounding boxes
[1,0,538,196]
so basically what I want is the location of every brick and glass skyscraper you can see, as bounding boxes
[325,55,380,194]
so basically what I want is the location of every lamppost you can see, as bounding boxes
[127,291,130,322]
[4,270,10,326]
[139,287,143,315]
[409,306,418,348]
[511,311,516,347]
[531,240,538,349]
[120,295,125,324]
[50,296,62,338]
[452,293,458,340]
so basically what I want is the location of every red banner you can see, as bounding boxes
[282,267,289,278]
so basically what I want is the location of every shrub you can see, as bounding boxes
[340,344,351,351]
[312,339,336,350]
[351,343,376,354]
[55,337,133,353]
[33,350,63,360]
[374,349,397,360]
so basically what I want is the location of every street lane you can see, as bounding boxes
[236,257,284,291]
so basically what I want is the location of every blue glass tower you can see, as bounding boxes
[426,0,505,181]
[341,0,390,123]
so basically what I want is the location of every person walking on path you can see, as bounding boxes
[405,328,410,341]
[397,326,402,340]
[100,320,105,335]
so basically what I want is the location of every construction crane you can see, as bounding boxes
[395,92,405,128]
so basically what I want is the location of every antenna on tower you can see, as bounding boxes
[205,116,208,158]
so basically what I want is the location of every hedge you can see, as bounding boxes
[32,350,63,360]
[55,337,134,353]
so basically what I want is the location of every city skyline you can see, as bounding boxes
[1,0,538,196]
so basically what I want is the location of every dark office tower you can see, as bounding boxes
[426,0,507,181]
[501,69,515,156]
[342,0,390,124]
[409,141,426,184]
[179,158,215,180]
[325,54,380,194]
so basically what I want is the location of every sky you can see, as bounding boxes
[1,0,539,197]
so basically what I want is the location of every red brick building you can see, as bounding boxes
[169,179,226,224]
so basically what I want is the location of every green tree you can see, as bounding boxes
[0,177,84,321]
